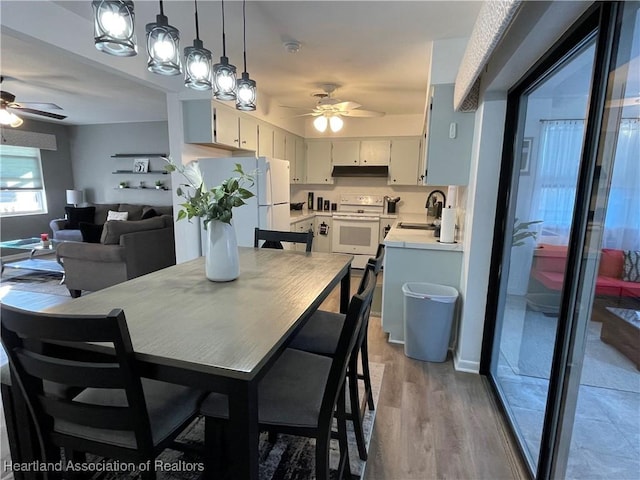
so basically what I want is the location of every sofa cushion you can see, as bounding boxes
[534,244,568,273]
[79,222,104,243]
[65,206,96,229]
[94,204,120,224]
[118,204,144,221]
[145,205,173,217]
[101,217,165,245]
[106,210,128,221]
[598,249,624,278]
[141,208,158,219]
[622,250,640,282]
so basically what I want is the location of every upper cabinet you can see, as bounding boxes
[305,141,333,184]
[183,100,258,152]
[388,137,422,185]
[331,140,360,166]
[424,84,474,185]
[287,134,306,184]
[258,123,274,157]
[331,139,390,166]
[273,129,286,159]
[360,140,391,165]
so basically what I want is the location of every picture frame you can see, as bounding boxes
[133,158,149,173]
[520,137,533,175]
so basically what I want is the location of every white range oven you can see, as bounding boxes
[332,194,383,269]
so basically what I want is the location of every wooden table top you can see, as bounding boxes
[45,248,352,381]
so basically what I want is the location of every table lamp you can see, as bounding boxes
[66,189,84,207]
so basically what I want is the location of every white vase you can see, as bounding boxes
[205,220,240,282]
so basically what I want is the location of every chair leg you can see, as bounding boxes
[360,336,375,411]
[315,429,331,480]
[1,383,25,480]
[348,359,368,461]
[337,385,352,480]
[68,289,81,298]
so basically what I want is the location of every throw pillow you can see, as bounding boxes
[106,210,128,221]
[64,206,96,229]
[100,216,165,244]
[622,250,640,282]
[79,222,104,243]
[141,208,158,219]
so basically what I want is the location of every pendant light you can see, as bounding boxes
[92,0,137,57]
[146,0,182,76]
[236,0,256,111]
[212,0,237,101]
[184,0,213,90]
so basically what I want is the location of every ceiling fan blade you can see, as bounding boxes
[11,107,67,120]
[12,101,63,110]
[341,109,385,118]
[279,105,311,110]
[291,112,320,118]
[334,101,362,111]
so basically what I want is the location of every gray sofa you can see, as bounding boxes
[56,206,176,297]
[50,203,174,241]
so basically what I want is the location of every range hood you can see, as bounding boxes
[331,165,389,177]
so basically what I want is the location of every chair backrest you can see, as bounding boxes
[0,304,155,457]
[318,269,377,428]
[254,227,314,253]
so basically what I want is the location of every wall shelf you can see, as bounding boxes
[111,153,168,158]
[112,170,168,175]
[114,187,170,191]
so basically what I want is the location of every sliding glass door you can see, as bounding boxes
[483,2,639,479]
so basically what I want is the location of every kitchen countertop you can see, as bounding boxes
[384,212,463,251]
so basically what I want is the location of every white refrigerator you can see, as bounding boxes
[198,156,291,248]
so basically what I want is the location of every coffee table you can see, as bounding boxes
[0,237,66,277]
[600,307,640,370]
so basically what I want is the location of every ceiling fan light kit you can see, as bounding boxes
[146,0,182,76]
[184,0,213,91]
[329,115,344,132]
[313,115,328,133]
[92,0,137,57]
[236,0,256,111]
[0,108,23,128]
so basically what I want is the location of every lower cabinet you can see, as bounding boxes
[290,218,314,252]
[314,216,332,253]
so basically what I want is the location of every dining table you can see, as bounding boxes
[20,247,353,479]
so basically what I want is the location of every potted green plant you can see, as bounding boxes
[155,179,164,190]
[164,157,255,281]
[512,218,542,246]
[119,181,128,189]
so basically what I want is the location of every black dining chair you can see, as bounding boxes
[0,304,204,480]
[287,243,385,460]
[254,227,314,252]
[199,269,377,480]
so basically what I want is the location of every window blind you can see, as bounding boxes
[0,145,43,189]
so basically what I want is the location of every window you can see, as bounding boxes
[0,145,48,216]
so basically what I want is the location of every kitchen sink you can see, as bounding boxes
[396,222,436,230]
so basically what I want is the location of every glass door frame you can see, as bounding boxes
[480,2,621,478]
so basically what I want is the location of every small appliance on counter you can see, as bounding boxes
[317,196,323,211]
[324,200,330,211]
[308,192,314,210]
[384,196,400,214]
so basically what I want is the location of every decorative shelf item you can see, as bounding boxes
[112,170,168,174]
[114,186,170,191]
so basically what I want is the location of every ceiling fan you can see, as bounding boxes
[0,76,67,127]
[284,84,385,132]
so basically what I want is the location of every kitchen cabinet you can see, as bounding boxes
[273,129,286,159]
[183,100,258,152]
[388,137,422,185]
[258,123,274,157]
[331,140,360,166]
[287,135,306,184]
[360,140,390,165]
[314,216,332,253]
[424,84,474,185]
[379,219,393,244]
[305,141,333,184]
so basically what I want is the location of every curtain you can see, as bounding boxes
[533,119,639,250]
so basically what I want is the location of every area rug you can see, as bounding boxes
[86,363,384,480]
[0,269,70,296]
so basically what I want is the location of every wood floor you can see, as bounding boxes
[0,270,529,480]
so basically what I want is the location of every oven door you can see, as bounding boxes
[332,215,380,255]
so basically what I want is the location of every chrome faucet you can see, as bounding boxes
[425,190,446,218]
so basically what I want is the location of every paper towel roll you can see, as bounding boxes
[446,186,458,208]
[440,207,456,243]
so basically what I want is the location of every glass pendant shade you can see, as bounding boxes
[184,39,213,90]
[146,14,182,76]
[0,108,23,128]
[313,115,328,133]
[329,115,344,132]
[236,72,256,111]
[213,57,237,100]
[92,0,137,57]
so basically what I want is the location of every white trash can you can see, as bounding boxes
[402,282,458,362]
